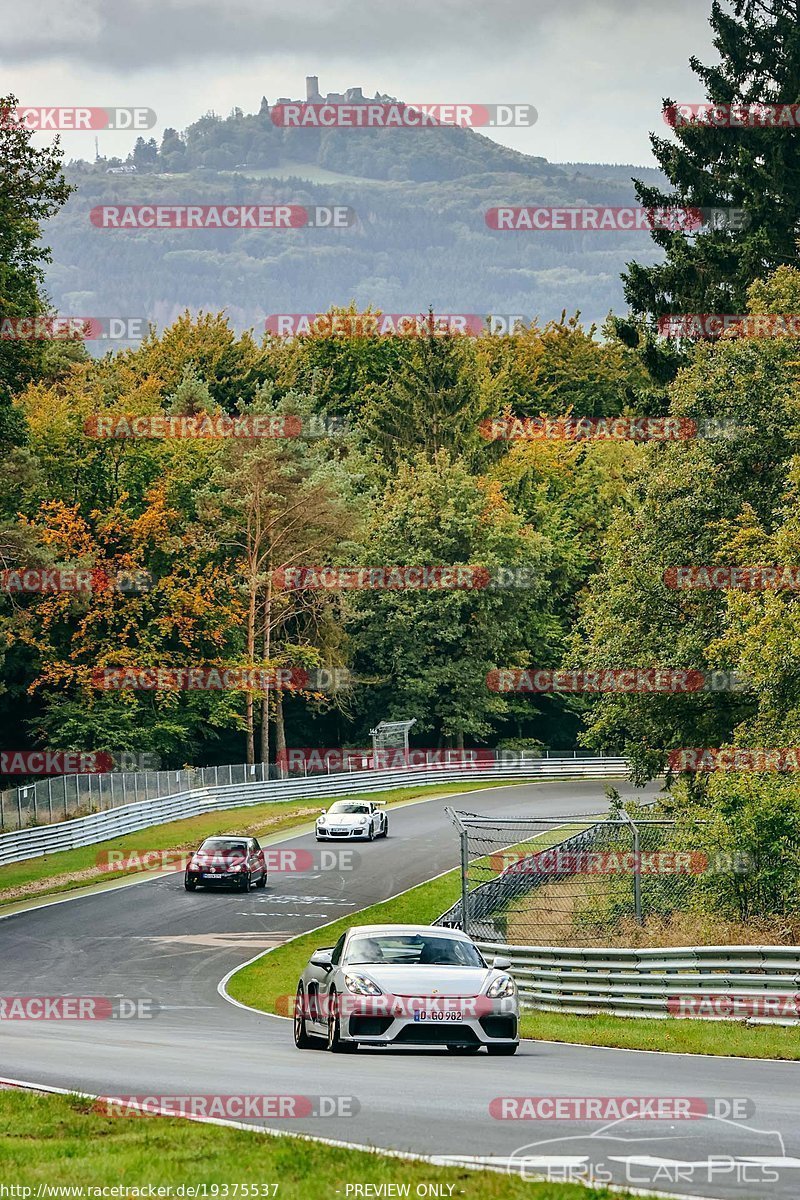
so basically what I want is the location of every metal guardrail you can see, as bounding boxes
[0,763,276,833]
[0,748,610,832]
[0,757,628,867]
[473,940,800,1023]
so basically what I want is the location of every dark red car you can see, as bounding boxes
[184,835,267,892]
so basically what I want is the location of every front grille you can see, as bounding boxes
[479,1014,518,1039]
[348,1015,394,1037]
[393,1024,480,1046]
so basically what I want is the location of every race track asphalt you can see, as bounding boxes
[2,777,799,1200]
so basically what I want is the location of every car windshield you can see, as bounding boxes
[328,803,370,814]
[199,839,247,855]
[345,934,485,967]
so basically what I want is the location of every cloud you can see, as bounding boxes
[3,0,707,69]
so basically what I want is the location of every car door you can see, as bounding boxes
[246,840,261,878]
[250,838,266,879]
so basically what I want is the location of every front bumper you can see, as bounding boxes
[316,826,371,839]
[343,1008,518,1047]
[186,870,247,886]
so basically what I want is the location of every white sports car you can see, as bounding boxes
[293,923,519,1054]
[315,799,388,841]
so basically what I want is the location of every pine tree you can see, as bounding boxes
[624,0,800,323]
[0,94,73,435]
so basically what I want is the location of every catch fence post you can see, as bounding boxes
[460,827,470,937]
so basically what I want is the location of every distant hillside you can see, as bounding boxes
[45,91,665,337]
[554,163,670,188]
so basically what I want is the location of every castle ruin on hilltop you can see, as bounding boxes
[268,76,396,108]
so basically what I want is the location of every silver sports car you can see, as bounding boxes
[293,923,519,1054]
[315,799,388,841]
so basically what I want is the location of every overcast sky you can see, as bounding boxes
[4,0,716,165]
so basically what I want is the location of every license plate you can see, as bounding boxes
[331,829,347,835]
[412,1010,463,1022]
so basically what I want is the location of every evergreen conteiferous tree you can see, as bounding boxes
[624,0,800,324]
[0,94,73,440]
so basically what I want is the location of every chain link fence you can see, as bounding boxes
[0,748,601,832]
[437,808,738,946]
[0,762,287,832]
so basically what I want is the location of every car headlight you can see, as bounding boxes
[316,818,326,825]
[357,816,369,824]
[343,972,383,996]
[486,974,516,999]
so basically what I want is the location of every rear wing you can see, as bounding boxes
[372,799,387,806]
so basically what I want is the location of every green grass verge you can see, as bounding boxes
[520,1009,800,1060]
[0,1088,629,1198]
[0,780,519,911]
[229,860,800,1061]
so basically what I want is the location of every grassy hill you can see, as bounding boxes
[45,102,665,334]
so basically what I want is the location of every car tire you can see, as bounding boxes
[486,1043,519,1056]
[447,1045,480,1054]
[326,991,355,1053]
[367,826,374,842]
[293,985,317,1049]
[184,877,197,891]
[256,870,267,888]
[382,820,389,838]
[238,872,251,892]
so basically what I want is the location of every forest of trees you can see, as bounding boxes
[4,0,800,914]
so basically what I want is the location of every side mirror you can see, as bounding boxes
[492,956,512,971]
[310,948,333,970]
[319,808,327,815]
